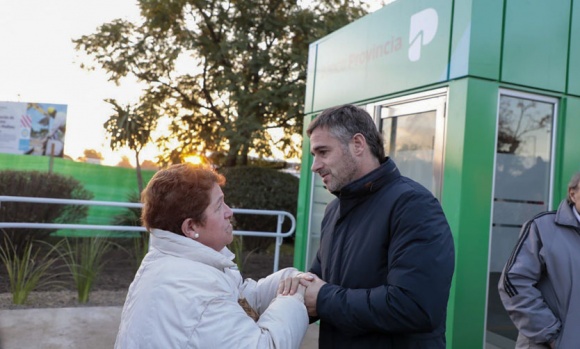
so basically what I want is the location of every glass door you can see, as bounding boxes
[368,88,447,200]
[485,89,557,348]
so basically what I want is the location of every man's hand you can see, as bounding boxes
[300,273,326,317]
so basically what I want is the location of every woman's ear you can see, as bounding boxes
[182,218,196,238]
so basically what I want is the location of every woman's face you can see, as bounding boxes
[195,183,234,251]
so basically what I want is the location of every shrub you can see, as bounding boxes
[0,170,93,254]
[128,234,149,271]
[110,191,142,228]
[110,191,148,270]
[219,166,298,252]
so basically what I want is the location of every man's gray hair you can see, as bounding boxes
[567,172,580,204]
[307,104,385,161]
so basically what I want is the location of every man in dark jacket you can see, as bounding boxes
[301,104,455,348]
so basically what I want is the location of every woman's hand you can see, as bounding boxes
[278,272,314,296]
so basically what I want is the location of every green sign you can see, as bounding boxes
[310,0,452,110]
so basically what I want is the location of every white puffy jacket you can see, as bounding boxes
[115,228,308,348]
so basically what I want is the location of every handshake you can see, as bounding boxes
[277,272,326,317]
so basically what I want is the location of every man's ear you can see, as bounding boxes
[351,133,367,156]
[181,218,196,238]
[570,187,578,204]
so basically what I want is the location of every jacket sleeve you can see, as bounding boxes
[316,190,455,335]
[239,267,301,314]
[309,197,338,280]
[498,220,561,344]
[306,254,323,324]
[309,251,322,277]
[195,292,308,348]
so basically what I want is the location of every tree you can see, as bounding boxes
[74,0,368,167]
[104,99,159,193]
[497,98,551,154]
[78,149,104,163]
[140,159,159,170]
[116,155,134,168]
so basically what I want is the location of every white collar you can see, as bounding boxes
[149,228,236,270]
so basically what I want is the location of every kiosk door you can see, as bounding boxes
[369,89,447,200]
[486,89,556,348]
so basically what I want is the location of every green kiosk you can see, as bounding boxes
[293,0,580,347]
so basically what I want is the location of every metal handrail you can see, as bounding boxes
[0,196,295,272]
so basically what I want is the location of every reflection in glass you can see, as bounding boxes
[382,111,437,194]
[486,93,555,348]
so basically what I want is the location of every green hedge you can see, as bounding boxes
[0,153,156,236]
[220,166,299,252]
[0,154,299,249]
[0,170,93,252]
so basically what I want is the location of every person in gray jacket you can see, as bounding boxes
[499,172,580,349]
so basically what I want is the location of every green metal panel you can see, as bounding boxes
[439,81,467,349]
[557,96,580,200]
[552,97,566,207]
[502,0,570,92]
[568,2,580,96]
[449,0,503,79]
[310,0,452,111]
[442,79,497,348]
[299,1,580,347]
[293,114,315,270]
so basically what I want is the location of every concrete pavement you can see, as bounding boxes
[0,307,121,349]
[0,306,319,348]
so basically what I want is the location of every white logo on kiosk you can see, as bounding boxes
[408,8,438,62]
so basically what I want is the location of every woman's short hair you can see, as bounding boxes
[567,172,580,204]
[141,164,225,235]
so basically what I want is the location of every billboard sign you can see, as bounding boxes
[0,101,67,157]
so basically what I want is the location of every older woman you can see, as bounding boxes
[115,164,308,348]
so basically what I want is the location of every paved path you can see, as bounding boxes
[0,307,319,348]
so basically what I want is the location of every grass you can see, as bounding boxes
[131,233,149,271]
[229,236,258,273]
[59,236,114,303]
[0,236,64,305]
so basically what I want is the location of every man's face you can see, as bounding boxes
[570,183,580,214]
[310,127,358,192]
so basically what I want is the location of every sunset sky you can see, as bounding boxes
[0,0,386,166]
